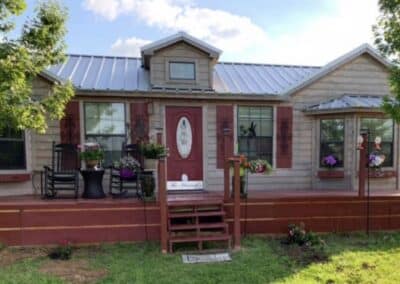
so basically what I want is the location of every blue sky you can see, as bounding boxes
[16,0,379,65]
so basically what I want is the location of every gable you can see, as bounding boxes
[286,44,391,97]
[292,53,391,108]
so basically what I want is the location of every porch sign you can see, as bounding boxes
[182,253,232,264]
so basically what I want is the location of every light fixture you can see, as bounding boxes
[357,135,364,150]
[374,136,382,150]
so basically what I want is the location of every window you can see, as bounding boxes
[237,106,273,163]
[84,103,126,166]
[360,118,394,167]
[0,127,26,170]
[169,62,195,80]
[320,119,344,167]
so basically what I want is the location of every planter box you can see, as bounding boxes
[317,170,345,179]
[368,170,397,178]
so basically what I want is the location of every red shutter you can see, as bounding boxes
[276,106,293,168]
[216,105,234,169]
[130,102,149,143]
[60,101,80,145]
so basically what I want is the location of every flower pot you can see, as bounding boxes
[144,159,158,170]
[85,159,98,169]
[120,168,135,178]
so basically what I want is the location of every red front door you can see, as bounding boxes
[166,106,203,189]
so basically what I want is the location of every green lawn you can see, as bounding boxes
[1,232,400,283]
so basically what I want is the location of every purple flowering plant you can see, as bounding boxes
[322,155,337,168]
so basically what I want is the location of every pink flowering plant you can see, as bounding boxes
[322,155,338,168]
[248,159,272,174]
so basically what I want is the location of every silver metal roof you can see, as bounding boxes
[141,31,222,58]
[305,95,384,113]
[46,54,320,95]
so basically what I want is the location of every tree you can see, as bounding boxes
[374,0,400,123]
[0,0,74,133]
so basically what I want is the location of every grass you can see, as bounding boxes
[1,232,400,283]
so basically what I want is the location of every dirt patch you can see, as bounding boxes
[39,259,107,284]
[0,247,47,267]
[281,244,328,265]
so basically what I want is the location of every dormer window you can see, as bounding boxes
[169,61,195,80]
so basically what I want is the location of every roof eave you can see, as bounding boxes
[74,89,287,101]
[303,107,383,115]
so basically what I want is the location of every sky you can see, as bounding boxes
[15,0,380,66]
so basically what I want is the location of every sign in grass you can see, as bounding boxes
[182,253,232,264]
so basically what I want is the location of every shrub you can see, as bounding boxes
[286,222,325,247]
[48,241,73,260]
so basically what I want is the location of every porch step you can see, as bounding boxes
[169,222,228,231]
[167,196,230,252]
[168,210,226,219]
[169,234,230,243]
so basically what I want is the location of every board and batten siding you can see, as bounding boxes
[149,42,213,89]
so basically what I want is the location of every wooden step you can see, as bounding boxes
[169,234,230,243]
[168,199,223,207]
[168,210,226,219]
[169,222,227,231]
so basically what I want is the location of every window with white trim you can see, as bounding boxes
[237,106,273,163]
[320,119,344,167]
[360,118,394,167]
[169,61,195,80]
[0,127,26,170]
[84,103,126,166]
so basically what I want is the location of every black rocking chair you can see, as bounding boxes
[109,144,142,198]
[43,142,80,198]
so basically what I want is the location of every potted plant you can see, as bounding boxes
[113,156,141,178]
[140,143,167,170]
[248,159,272,175]
[369,152,385,177]
[79,142,104,169]
[230,155,249,197]
[322,154,338,168]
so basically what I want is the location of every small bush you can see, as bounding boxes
[0,242,5,251]
[285,222,325,247]
[48,242,73,260]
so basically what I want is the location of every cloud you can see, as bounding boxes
[111,37,151,57]
[84,0,379,65]
[83,0,270,59]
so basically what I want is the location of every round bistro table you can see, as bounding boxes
[80,169,106,199]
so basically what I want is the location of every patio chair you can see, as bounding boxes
[109,143,142,198]
[43,142,80,198]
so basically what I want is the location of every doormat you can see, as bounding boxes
[182,253,231,264]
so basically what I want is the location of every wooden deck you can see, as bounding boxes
[1,190,400,246]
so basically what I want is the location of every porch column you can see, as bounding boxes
[358,133,368,197]
[233,158,241,250]
[157,132,168,253]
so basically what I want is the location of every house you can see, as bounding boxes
[0,31,394,196]
[1,31,400,249]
